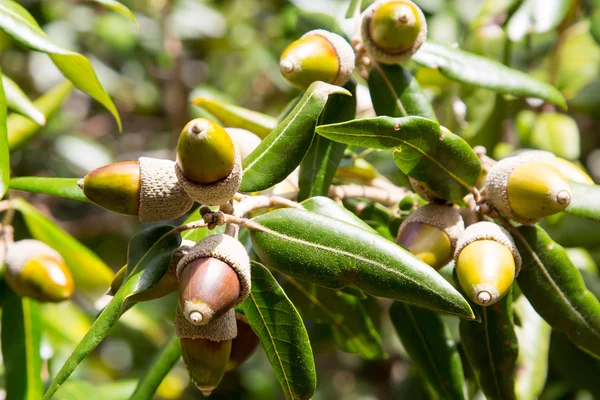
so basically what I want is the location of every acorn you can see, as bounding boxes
[396,204,464,270]
[279,29,355,90]
[175,119,243,206]
[485,155,573,224]
[4,240,74,302]
[177,234,250,326]
[79,158,194,222]
[511,149,594,185]
[454,222,521,306]
[361,0,427,64]
[175,306,237,396]
[226,312,260,371]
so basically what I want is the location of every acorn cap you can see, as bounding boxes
[175,306,237,342]
[399,204,464,250]
[280,29,355,90]
[361,0,427,64]
[138,157,194,223]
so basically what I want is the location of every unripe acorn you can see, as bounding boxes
[454,222,521,306]
[361,0,427,64]
[511,149,594,185]
[177,234,251,326]
[4,240,74,302]
[79,158,194,222]
[226,312,260,371]
[175,119,243,206]
[396,204,464,270]
[485,155,572,224]
[280,29,355,90]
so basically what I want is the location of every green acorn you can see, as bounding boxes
[512,149,594,185]
[226,313,260,371]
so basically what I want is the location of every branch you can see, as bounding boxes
[328,184,410,206]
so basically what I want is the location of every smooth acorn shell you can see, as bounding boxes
[280,34,340,89]
[10,255,75,302]
[456,240,515,306]
[177,118,236,185]
[81,161,141,216]
[226,314,260,371]
[369,0,424,53]
[178,257,241,325]
[180,337,231,395]
[396,222,452,270]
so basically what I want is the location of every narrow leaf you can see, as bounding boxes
[241,261,316,400]
[0,68,8,198]
[345,0,362,18]
[249,208,474,319]
[412,41,567,108]
[390,302,466,400]
[8,81,73,152]
[9,177,88,202]
[301,196,374,231]
[514,225,600,358]
[368,63,437,120]
[88,0,137,25]
[2,75,45,125]
[0,0,121,130]
[459,291,518,400]
[130,335,181,400]
[192,97,276,139]
[43,225,181,400]
[240,81,351,193]
[566,182,600,221]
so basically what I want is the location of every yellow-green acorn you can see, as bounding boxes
[177,234,250,326]
[4,240,74,302]
[175,119,243,206]
[454,222,521,306]
[79,158,194,222]
[361,0,427,64]
[485,155,573,224]
[512,149,594,185]
[279,29,355,90]
[226,312,260,371]
[396,204,464,270]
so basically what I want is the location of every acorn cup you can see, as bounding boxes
[226,312,260,372]
[454,222,521,307]
[511,149,594,185]
[361,0,427,64]
[279,29,355,90]
[396,203,464,270]
[485,155,573,224]
[4,240,74,302]
[175,119,243,206]
[177,234,251,326]
[78,158,194,222]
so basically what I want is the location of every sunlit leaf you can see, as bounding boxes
[0,68,8,198]
[2,74,45,125]
[88,0,137,25]
[9,177,88,202]
[566,182,600,221]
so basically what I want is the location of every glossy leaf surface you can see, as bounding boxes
[566,182,600,221]
[2,75,45,125]
[9,177,88,202]
[89,0,137,25]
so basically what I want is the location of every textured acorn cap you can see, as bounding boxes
[175,148,242,206]
[399,204,464,250]
[454,221,522,275]
[175,306,237,341]
[138,157,194,223]
[361,0,427,64]
[5,239,63,276]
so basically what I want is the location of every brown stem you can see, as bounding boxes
[328,184,410,206]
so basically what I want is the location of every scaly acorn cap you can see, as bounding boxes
[280,29,355,90]
[361,0,427,64]
[226,313,260,372]
[177,234,250,326]
[175,306,237,341]
[485,155,572,224]
[4,240,74,302]
[454,222,521,306]
[396,204,464,270]
[225,128,261,160]
[511,149,594,185]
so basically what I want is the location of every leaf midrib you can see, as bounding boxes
[372,62,408,117]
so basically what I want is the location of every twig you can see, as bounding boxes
[328,184,410,206]
[233,195,302,218]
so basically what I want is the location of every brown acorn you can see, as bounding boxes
[226,313,260,371]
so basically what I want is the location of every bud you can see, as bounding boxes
[4,240,74,302]
[361,0,427,64]
[454,222,521,306]
[226,313,260,371]
[280,29,355,90]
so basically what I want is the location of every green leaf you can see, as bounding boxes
[1,288,43,400]
[0,0,121,130]
[514,295,551,400]
[301,196,374,231]
[459,291,518,400]
[0,68,8,198]
[531,112,580,160]
[514,225,600,358]
[192,96,276,139]
[389,302,466,400]
[249,208,474,319]
[368,63,437,120]
[345,0,363,18]
[316,116,482,201]
[12,198,114,295]
[241,261,316,400]
[43,225,181,400]
[506,0,571,42]
[298,80,356,200]
[240,81,351,193]
[9,177,89,202]
[412,41,567,108]
[566,182,600,221]
[8,81,73,152]
[130,335,181,400]
[88,0,137,25]
[2,75,45,125]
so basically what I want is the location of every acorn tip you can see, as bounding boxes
[280,59,295,73]
[189,311,203,325]
[477,291,492,305]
